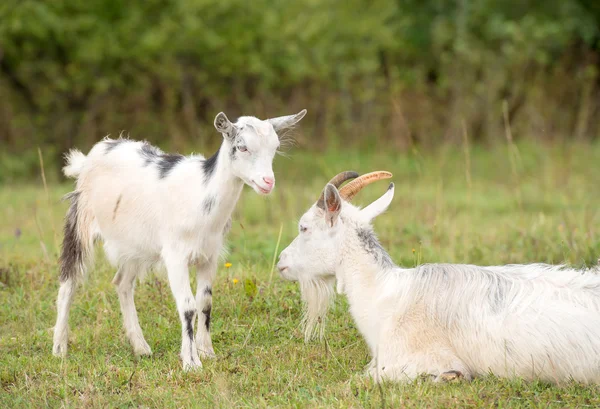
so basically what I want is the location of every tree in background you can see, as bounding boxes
[0,0,598,180]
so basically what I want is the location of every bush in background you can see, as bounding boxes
[0,0,599,180]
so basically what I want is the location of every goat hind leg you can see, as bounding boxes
[113,262,152,356]
[53,277,78,357]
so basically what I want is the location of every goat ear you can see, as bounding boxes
[268,109,307,133]
[214,112,235,138]
[361,183,394,222]
[324,183,342,227]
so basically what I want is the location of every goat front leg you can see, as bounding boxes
[163,252,201,370]
[195,257,217,358]
[373,317,472,383]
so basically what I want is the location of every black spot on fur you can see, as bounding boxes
[202,196,215,215]
[104,138,125,154]
[157,153,184,179]
[356,228,394,268]
[139,142,161,166]
[202,146,220,182]
[202,305,212,332]
[59,192,82,282]
[230,145,237,161]
[184,310,195,341]
[139,142,184,177]
[112,194,122,221]
[204,286,212,296]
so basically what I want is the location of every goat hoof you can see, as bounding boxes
[133,345,152,357]
[196,338,216,359]
[52,343,68,358]
[182,351,203,371]
[435,370,463,382]
[182,359,203,371]
[131,336,152,356]
[199,349,216,359]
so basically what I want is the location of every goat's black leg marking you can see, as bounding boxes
[184,310,195,341]
[202,305,211,332]
[183,309,197,363]
[204,286,212,296]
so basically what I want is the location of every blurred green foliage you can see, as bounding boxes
[0,0,599,181]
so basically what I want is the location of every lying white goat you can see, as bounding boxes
[277,171,600,383]
[53,109,306,370]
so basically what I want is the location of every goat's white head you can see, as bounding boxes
[214,110,306,195]
[277,171,394,340]
[278,171,394,281]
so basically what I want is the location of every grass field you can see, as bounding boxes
[2,142,600,408]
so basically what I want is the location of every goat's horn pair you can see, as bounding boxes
[338,171,393,201]
[316,171,359,209]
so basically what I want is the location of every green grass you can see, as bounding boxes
[2,142,600,408]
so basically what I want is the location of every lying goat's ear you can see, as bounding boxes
[360,183,395,222]
[324,183,342,227]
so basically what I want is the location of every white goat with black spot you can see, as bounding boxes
[53,109,306,370]
[277,171,600,384]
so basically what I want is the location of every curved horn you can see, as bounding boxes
[316,171,359,209]
[338,171,393,201]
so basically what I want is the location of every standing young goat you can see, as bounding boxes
[277,171,600,383]
[53,109,306,370]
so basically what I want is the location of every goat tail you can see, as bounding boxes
[59,191,96,282]
[63,149,87,178]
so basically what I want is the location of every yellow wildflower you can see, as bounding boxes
[233,278,239,285]
[412,248,415,253]
[225,262,232,268]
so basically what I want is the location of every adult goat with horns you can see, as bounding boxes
[277,171,600,383]
[53,109,306,370]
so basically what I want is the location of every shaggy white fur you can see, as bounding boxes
[278,177,600,383]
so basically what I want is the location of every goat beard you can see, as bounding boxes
[299,276,335,342]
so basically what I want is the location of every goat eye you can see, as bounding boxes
[300,226,308,233]
[238,146,248,153]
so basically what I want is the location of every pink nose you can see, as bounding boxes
[263,176,275,186]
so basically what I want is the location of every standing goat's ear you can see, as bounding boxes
[324,183,342,227]
[268,109,307,134]
[360,183,395,222]
[214,112,235,138]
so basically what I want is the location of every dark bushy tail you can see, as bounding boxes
[59,191,94,282]
[59,192,83,282]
